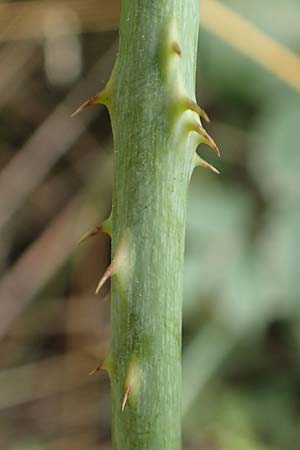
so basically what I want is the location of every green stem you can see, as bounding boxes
[106,2,202,449]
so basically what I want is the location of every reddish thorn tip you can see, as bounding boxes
[172,42,182,56]
[77,225,103,245]
[121,386,131,412]
[70,95,100,118]
[95,260,116,294]
[89,364,103,376]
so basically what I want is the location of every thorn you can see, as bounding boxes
[95,230,131,293]
[121,386,131,412]
[201,161,220,175]
[89,363,103,376]
[185,99,210,123]
[88,353,112,377]
[191,123,220,157]
[121,357,141,412]
[70,85,110,117]
[195,155,220,174]
[95,259,116,294]
[77,225,103,245]
[171,41,182,56]
[70,94,99,117]
[77,213,112,245]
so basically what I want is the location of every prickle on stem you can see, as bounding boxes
[171,41,182,56]
[190,122,220,157]
[78,225,103,245]
[194,154,220,175]
[89,353,112,377]
[121,357,141,412]
[95,230,130,294]
[89,363,103,376]
[160,18,182,80]
[184,98,210,123]
[121,385,131,412]
[70,85,110,118]
[95,259,117,294]
[70,94,100,117]
[78,214,112,245]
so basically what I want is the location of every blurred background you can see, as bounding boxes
[1,1,300,449]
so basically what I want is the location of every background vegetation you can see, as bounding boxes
[1,1,300,449]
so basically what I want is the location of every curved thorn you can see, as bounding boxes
[89,363,103,376]
[78,214,112,245]
[70,85,110,117]
[71,94,100,118]
[197,157,220,174]
[95,260,116,294]
[121,386,131,412]
[77,225,103,245]
[186,99,210,123]
[95,232,129,294]
[191,123,220,157]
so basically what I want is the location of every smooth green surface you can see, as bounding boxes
[108,1,200,449]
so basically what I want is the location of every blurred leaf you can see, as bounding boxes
[251,94,300,200]
[184,174,254,318]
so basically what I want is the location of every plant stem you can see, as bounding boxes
[107,1,201,449]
